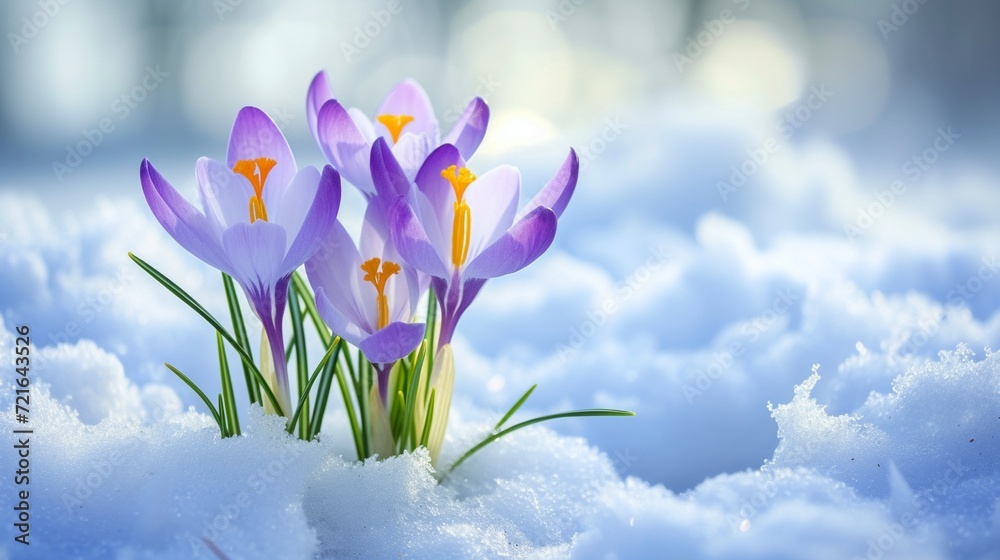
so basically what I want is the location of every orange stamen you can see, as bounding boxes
[376,114,415,144]
[233,157,277,222]
[440,165,477,267]
[361,257,402,330]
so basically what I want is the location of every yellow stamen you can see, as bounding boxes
[441,165,477,267]
[233,157,277,223]
[361,257,401,330]
[376,114,415,144]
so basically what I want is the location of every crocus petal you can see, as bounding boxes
[374,79,438,142]
[140,159,231,273]
[279,166,341,274]
[195,157,254,236]
[359,321,426,364]
[463,164,520,263]
[441,97,489,160]
[226,107,297,190]
[307,71,334,147]
[370,137,410,199]
[317,100,375,197]
[463,206,557,279]
[221,221,287,300]
[314,287,367,350]
[389,132,432,182]
[390,197,449,279]
[305,219,369,331]
[414,143,465,215]
[517,148,579,220]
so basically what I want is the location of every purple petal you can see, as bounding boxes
[359,321,426,364]
[314,287,367,349]
[222,221,287,299]
[463,206,557,279]
[463,165,520,263]
[370,137,410,199]
[374,79,438,142]
[307,71,334,147]
[518,149,579,220]
[279,166,341,274]
[389,133,432,182]
[441,97,489,160]
[305,219,369,331]
[195,157,253,236]
[390,197,449,279]
[317,100,375,197]
[415,143,465,213]
[227,107,297,190]
[140,159,231,274]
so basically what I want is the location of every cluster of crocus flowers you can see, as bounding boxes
[136,72,599,467]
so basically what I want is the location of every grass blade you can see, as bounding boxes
[288,277,310,439]
[165,362,222,431]
[449,409,636,473]
[286,342,338,436]
[222,273,258,405]
[129,252,284,416]
[217,331,240,436]
[495,384,536,430]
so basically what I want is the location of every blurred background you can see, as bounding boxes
[2,0,998,491]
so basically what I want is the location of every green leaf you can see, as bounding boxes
[164,362,222,432]
[286,342,338,436]
[291,271,332,346]
[217,331,240,436]
[449,409,636,473]
[419,390,435,448]
[222,273,258,405]
[288,277,310,439]
[495,384,536,430]
[129,253,284,416]
[398,341,427,452]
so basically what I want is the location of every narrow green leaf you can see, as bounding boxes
[419,390,436,448]
[291,271,332,346]
[449,409,636,473]
[129,253,284,416]
[399,341,427,452]
[217,394,230,438]
[222,273,258,405]
[217,331,240,436]
[495,384,537,430]
[164,362,222,431]
[286,342,337,436]
[288,278,310,439]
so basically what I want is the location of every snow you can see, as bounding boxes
[1,94,998,559]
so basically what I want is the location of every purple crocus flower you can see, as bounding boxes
[140,106,342,416]
[307,70,490,198]
[305,140,425,403]
[389,143,579,347]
